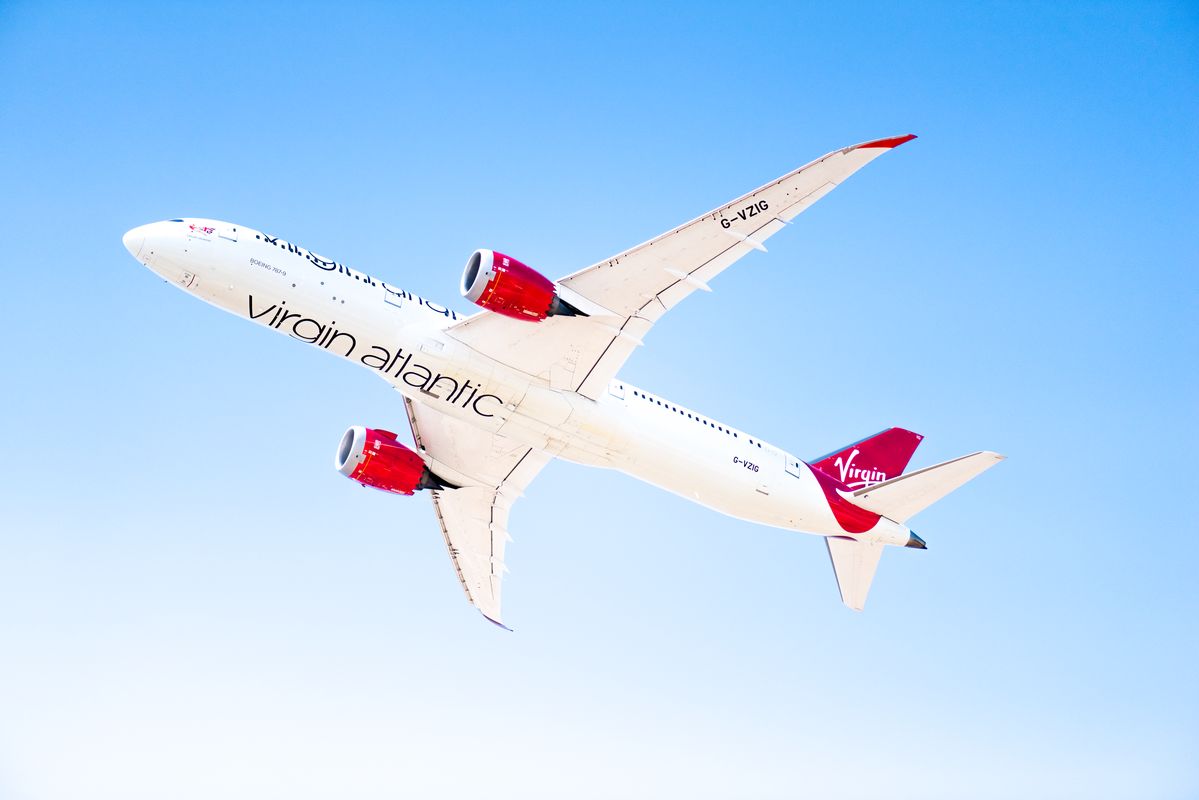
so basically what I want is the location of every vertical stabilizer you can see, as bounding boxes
[811,428,924,489]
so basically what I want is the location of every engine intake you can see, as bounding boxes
[461,249,584,322]
[335,426,454,495]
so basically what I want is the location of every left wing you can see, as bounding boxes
[403,396,552,628]
[446,135,915,399]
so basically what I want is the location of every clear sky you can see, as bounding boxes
[0,2,1196,798]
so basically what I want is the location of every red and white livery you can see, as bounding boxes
[122,135,1002,627]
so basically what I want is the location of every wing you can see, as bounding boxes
[403,396,553,628]
[446,134,916,399]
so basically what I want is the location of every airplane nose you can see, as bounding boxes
[122,225,148,259]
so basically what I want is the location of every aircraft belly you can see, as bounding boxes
[144,221,900,541]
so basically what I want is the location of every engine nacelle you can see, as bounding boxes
[460,249,584,322]
[334,426,451,495]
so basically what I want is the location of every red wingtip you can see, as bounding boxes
[858,133,917,149]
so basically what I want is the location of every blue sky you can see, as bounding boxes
[0,1,1196,798]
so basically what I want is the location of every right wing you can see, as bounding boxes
[403,396,553,628]
[446,135,916,399]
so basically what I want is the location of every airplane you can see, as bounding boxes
[121,134,1003,628]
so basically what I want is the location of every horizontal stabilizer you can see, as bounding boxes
[826,536,885,611]
[849,451,1005,522]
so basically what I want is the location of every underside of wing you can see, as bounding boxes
[403,396,552,627]
[445,135,915,399]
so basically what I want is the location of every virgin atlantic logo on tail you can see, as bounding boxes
[835,449,888,488]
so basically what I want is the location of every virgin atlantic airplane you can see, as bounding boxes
[122,134,1002,627]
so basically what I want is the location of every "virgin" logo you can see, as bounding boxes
[834,449,888,489]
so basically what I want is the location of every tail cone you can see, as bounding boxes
[905,531,927,549]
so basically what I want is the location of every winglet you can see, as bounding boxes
[481,612,513,632]
[856,133,917,150]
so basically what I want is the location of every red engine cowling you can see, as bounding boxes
[334,426,449,495]
[460,249,584,322]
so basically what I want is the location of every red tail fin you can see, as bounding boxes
[811,428,924,489]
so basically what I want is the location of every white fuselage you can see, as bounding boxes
[123,218,910,545]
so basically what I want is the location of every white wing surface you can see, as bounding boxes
[446,135,916,399]
[403,397,552,628]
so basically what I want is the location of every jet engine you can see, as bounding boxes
[460,249,585,322]
[335,426,453,495]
